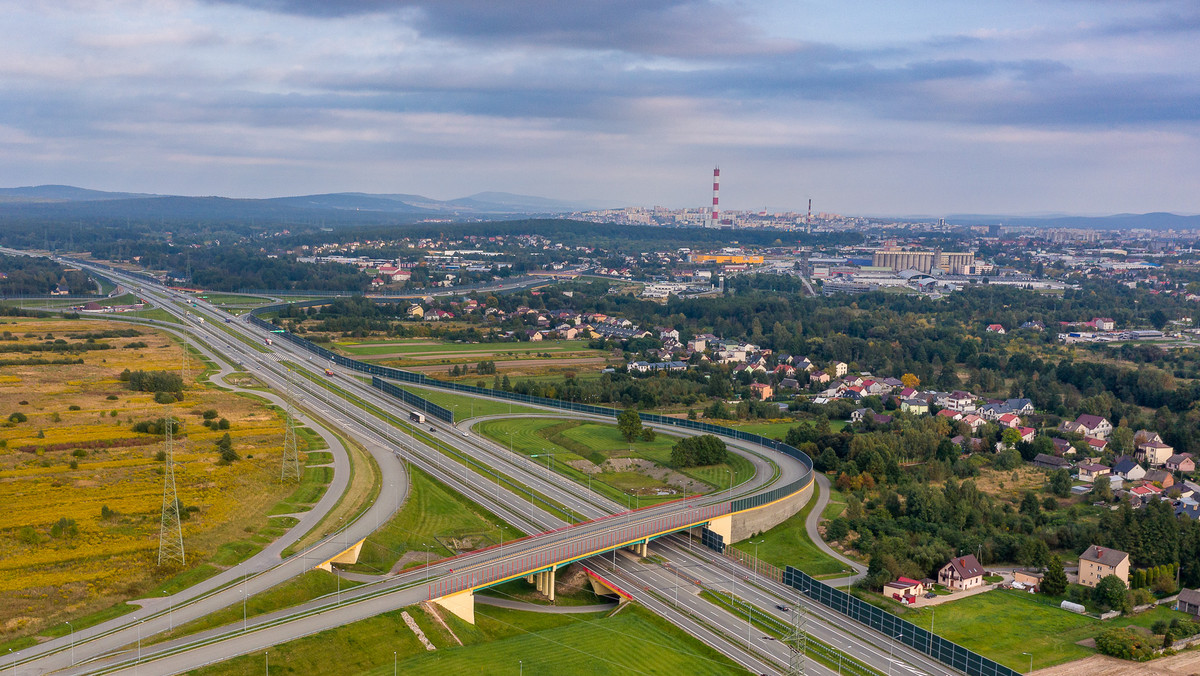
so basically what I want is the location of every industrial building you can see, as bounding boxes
[872,248,974,274]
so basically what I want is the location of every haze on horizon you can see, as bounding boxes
[1,1,1198,217]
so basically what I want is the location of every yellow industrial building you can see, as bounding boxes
[690,254,764,265]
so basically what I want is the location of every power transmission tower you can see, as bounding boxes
[158,417,186,566]
[280,368,301,482]
[784,603,808,676]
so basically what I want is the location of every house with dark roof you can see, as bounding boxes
[1034,454,1071,470]
[1167,453,1196,473]
[1176,588,1200,617]
[938,555,985,591]
[1143,469,1174,488]
[1078,545,1130,587]
[1113,457,1146,481]
[1060,414,1113,440]
[1137,440,1175,467]
[1076,463,1110,482]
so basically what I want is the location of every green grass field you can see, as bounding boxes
[346,466,526,575]
[398,386,547,419]
[193,293,273,305]
[727,419,847,440]
[904,589,1191,671]
[475,417,755,507]
[730,483,849,577]
[193,603,740,676]
[338,338,603,357]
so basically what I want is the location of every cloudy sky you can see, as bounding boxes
[2,0,1198,215]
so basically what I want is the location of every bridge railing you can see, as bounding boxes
[427,501,731,599]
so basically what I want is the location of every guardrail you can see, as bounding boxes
[783,567,1020,676]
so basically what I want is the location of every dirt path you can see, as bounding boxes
[1035,652,1200,675]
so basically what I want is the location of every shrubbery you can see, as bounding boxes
[670,434,728,467]
[1096,627,1156,660]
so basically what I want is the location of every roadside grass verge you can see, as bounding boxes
[342,467,525,575]
[729,483,848,576]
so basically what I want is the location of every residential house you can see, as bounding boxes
[1092,317,1116,331]
[996,413,1022,429]
[938,555,985,591]
[1052,438,1074,456]
[901,399,929,415]
[1134,429,1164,446]
[810,371,831,385]
[749,383,774,401]
[406,305,425,319]
[1143,469,1175,488]
[687,338,707,352]
[1034,454,1071,470]
[961,414,986,432]
[1176,589,1200,617]
[938,391,977,412]
[1084,437,1108,454]
[936,409,963,422]
[1167,454,1196,473]
[1077,545,1130,588]
[1013,570,1045,589]
[831,361,848,377]
[884,577,925,599]
[851,408,871,423]
[1076,463,1111,483]
[1177,502,1200,521]
[1019,321,1045,331]
[1017,427,1036,444]
[1061,414,1113,439]
[1129,484,1163,504]
[779,378,800,390]
[1137,440,1175,467]
[1113,456,1147,481]
[986,324,1006,334]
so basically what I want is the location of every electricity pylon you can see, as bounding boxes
[280,368,301,482]
[784,603,808,675]
[158,417,186,566]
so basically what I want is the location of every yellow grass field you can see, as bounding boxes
[0,317,305,639]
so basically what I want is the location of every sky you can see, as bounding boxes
[1,0,1198,216]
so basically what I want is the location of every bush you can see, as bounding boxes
[215,433,239,464]
[100,505,117,519]
[639,427,656,442]
[825,518,850,542]
[670,434,728,467]
[202,409,219,420]
[68,405,81,411]
[1096,627,1155,660]
[153,391,176,404]
[106,395,119,400]
[1094,574,1128,611]
[17,525,40,545]
[71,448,86,458]
[68,460,78,470]
[8,412,27,423]
[49,517,79,540]
[217,418,230,430]
[122,369,183,394]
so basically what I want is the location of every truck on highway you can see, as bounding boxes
[324,369,334,376]
[410,411,425,424]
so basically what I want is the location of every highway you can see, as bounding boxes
[1,255,956,675]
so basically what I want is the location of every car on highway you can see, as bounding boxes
[776,604,790,612]
[429,427,437,433]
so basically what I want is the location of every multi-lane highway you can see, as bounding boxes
[1,254,957,675]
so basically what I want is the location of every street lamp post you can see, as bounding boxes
[394,650,397,676]
[749,539,765,584]
[887,632,902,676]
[726,468,734,499]
[163,590,173,631]
[137,619,144,664]
[1022,652,1033,674]
[64,620,74,666]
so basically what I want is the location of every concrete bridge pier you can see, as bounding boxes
[534,567,557,601]
[628,540,650,558]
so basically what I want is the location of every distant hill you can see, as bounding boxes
[0,185,592,218]
[0,185,158,203]
[947,212,1200,231]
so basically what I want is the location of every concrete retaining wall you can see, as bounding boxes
[730,479,813,543]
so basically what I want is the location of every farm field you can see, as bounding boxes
[191,603,741,676]
[0,317,321,642]
[729,483,849,577]
[474,417,754,506]
[336,337,618,379]
[904,589,1192,671]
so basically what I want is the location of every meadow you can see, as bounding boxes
[0,317,320,642]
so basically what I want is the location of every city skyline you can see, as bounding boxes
[1,1,1198,215]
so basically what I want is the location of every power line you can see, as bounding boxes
[158,416,186,566]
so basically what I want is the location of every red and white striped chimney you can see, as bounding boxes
[711,167,720,224]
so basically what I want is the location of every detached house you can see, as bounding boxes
[1137,440,1175,467]
[1113,456,1147,481]
[1060,415,1113,440]
[938,555,985,591]
[1078,545,1130,588]
[1167,453,1196,473]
